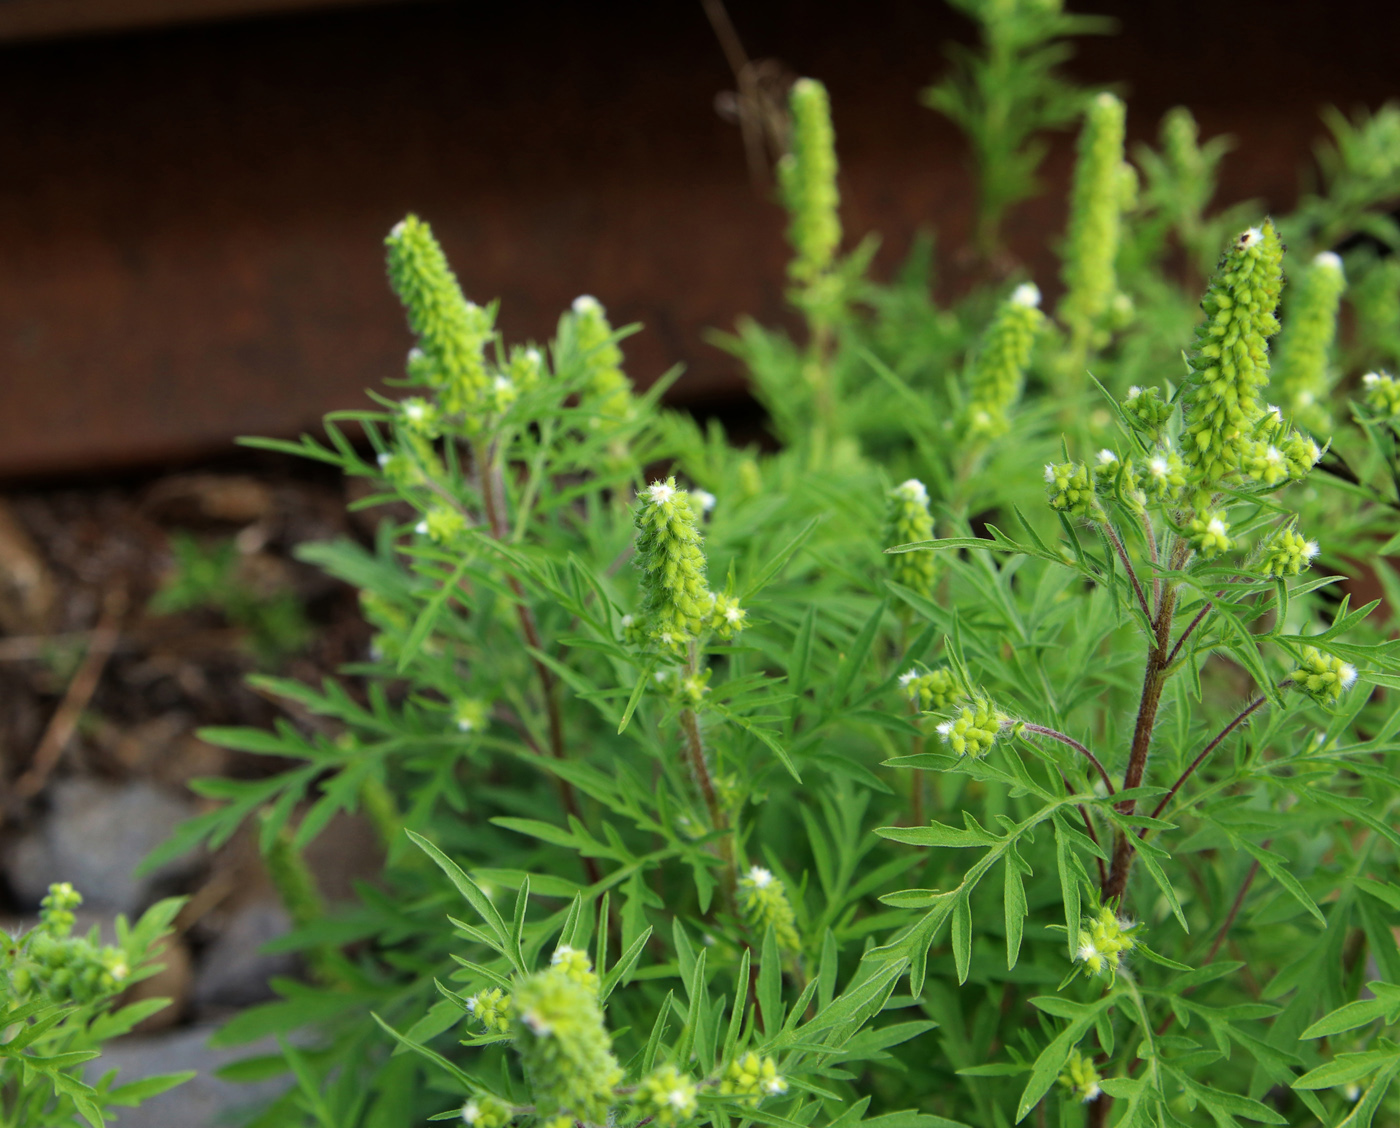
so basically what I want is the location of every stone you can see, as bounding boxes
[192,897,298,1013]
[4,778,198,913]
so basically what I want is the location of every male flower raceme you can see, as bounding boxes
[1363,371,1400,416]
[1273,250,1346,434]
[633,1064,699,1125]
[1074,905,1139,982]
[1044,461,1104,521]
[885,478,936,595]
[963,283,1045,439]
[1261,524,1319,578]
[720,1052,788,1100]
[458,1095,511,1127]
[1058,1049,1102,1103]
[738,866,802,954]
[465,987,512,1035]
[512,965,623,1121]
[900,666,960,712]
[936,697,1008,758]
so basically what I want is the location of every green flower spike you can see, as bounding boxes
[1187,510,1232,557]
[709,592,747,638]
[634,1064,700,1126]
[935,697,1007,758]
[963,283,1045,439]
[899,667,960,712]
[1074,905,1138,981]
[1060,93,1129,354]
[16,883,131,1004]
[1059,1049,1103,1103]
[1363,371,1400,416]
[465,987,512,1035]
[738,866,802,954]
[1274,251,1346,434]
[571,295,633,423]
[386,215,495,421]
[1181,222,1285,486]
[885,479,936,595]
[1261,525,1320,578]
[1044,461,1105,521]
[452,698,490,735]
[459,1096,512,1127]
[398,396,439,436]
[416,506,466,545]
[634,478,713,647]
[512,967,623,1121]
[780,78,841,292]
[1289,645,1358,704]
[1280,430,1322,479]
[507,344,544,393]
[720,1052,788,1100]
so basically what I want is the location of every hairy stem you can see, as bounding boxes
[1019,722,1115,795]
[1104,521,1153,625]
[681,645,737,892]
[1146,696,1269,825]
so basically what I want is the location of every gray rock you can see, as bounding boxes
[89,1024,290,1128]
[192,898,298,1012]
[5,779,197,913]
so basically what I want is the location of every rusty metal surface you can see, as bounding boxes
[0,0,1397,479]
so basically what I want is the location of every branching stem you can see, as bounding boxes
[1146,696,1269,827]
[1104,522,1152,625]
[1019,723,1115,796]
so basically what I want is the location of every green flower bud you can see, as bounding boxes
[738,866,801,954]
[512,967,623,1121]
[885,479,937,595]
[1058,1048,1103,1103]
[550,945,599,993]
[1289,645,1358,704]
[458,1096,512,1127]
[1273,251,1346,434]
[963,284,1044,439]
[1261,525,1319,578]
[1094,449,1144,508]
[708,592,747,639]
[377,450,421,487]
[507,344,544,393]
[634,1064,699,1125]
[1074,905,1138,980]
[1241,439,1292,487]
[398,396,439,436]
[40,882,81,936]
[465,987,512,1036]
[416,506,466,545]
[452,698,490,734]
[1060,94,1129,350]
[899,667,960,712]
[1141,445,1187,502]
[1181,222,1285,486]
[719,1052,788,1100]
[386,216,495,420]
[1044,461,1105,521]
[1187,510,1232,558]
[935,697,1006,758]
[571,295,633,423]
[780,78,841,289]
[1123,385,1174,441]
[634,478,712,646]
[1362,371,1400,416]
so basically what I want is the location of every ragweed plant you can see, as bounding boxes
[0,885,190,1126]
[146,5,1400,1128]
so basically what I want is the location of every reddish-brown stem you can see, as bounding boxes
[1145,695,1268,827]
[1104,522,1153,625]
[1165,602,1213,669]
[1140,510,1161,620]
[1019,722,1115,796]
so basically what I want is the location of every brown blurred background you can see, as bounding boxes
[2,0,1400,479]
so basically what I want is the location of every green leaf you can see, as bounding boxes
[759,926,783,1037]
[874,823,996,849]
[744,516,821,600]
[951,894,972,985]
[397,555,472,673]
[1237,839,1325,926]
[1294,1048,1400,1089]
[406,830,523,972]
[1301,989,1400,1039]
[1004,855,1028,971]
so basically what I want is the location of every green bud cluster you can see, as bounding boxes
[935,697,1006,758]
[780,79,841,291]
[1289,645,1358,704]
[1044,461,1105,521]
[398,396,439,436]
[7,884,131,1005]
[549,944,599,992]
[512,967,623,1121]
[900,667,960,712]
[453,698,490,735]
[1060,93,1130,351]
[1093,449,1145,510]
[1123,385,1174,441]
[506,344,544,394]
[386,215,496,422]
[1187,510,1232,558]
[633,1064,699,1125]
[1363,371,1400,416]
[1181,222,1284,485]
[738,866,802,954]
[963,283,1045,438]
[709,592,747,638]
[458,1095,512,1127]
[416,505,466,545]
[465,987,512,1035]
[1075,905,1138,980]
[719,1052,788,1100]
[884,479,936,595]
[571,296,633,423]
[1261,525,1320,578]
[1273,251,1346,434]
[1058,1048,1103,1103]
